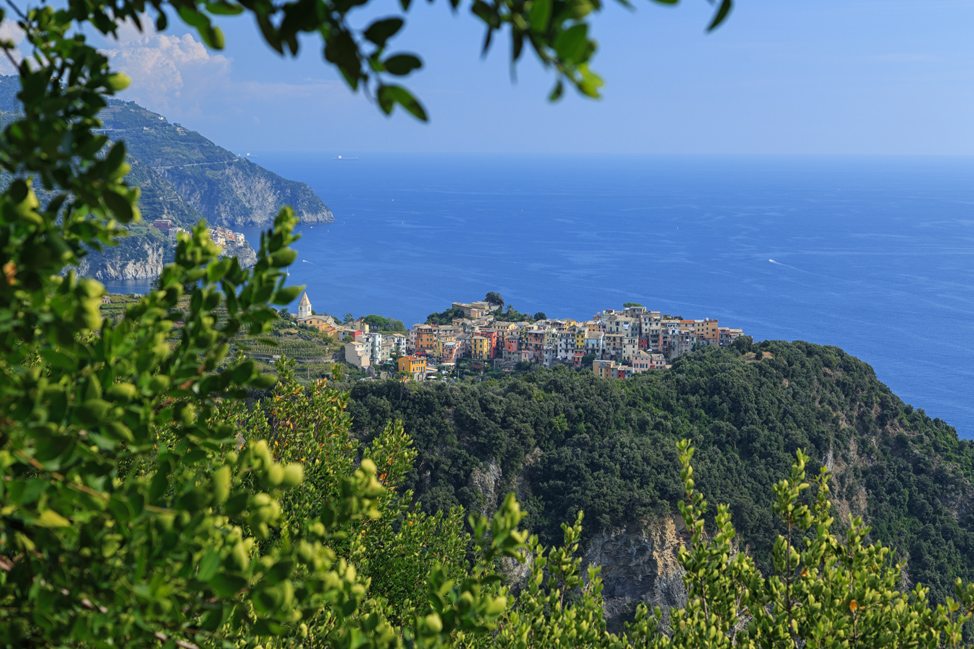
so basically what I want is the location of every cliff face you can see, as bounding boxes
[72,233,257,282]
[224,241,258,269]
[97,99,333,227]
[158,158,332,227]
[75,237,169,281]
[585,516,688,633]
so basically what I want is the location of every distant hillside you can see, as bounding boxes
[346,340,974,629]
[0,76,332,280]
[96,99,332,227]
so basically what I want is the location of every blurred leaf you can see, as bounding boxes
[707,0,732,31]
[383,54,422,76]
[364,18,404,46]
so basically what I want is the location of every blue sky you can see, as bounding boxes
[62,0,974,153]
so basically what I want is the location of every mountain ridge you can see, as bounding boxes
[0,76,332,280]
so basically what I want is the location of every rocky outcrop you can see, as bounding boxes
[75,237,169,281]
[224,241,257,269]
[158,159,333,228]
[469,461,503,517]
[584,515,689,634]
[74,236,258,282]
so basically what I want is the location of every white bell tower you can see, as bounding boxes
[298,291,312,320]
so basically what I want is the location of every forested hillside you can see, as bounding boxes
[347,340,974,606]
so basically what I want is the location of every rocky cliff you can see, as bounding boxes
[585,516,688,633]
[75,236,170,281]
[73,232,257,281]
[97,99,333,227]
[0,76,330,282]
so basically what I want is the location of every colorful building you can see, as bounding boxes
[398,355,427,381]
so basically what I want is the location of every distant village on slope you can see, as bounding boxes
[292,293,745,382]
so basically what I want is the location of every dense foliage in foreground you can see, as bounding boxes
[348,342,974,603]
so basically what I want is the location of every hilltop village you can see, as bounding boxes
[293,294,745,382]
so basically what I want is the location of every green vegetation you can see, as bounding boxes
[426,306,466,324]
[623,302,644,308]
[348,340,974,606]
[493,305,537,322]
[363,314,407,333]
[8,0,974,646]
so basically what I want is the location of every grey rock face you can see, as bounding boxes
[159,159,333,228]
[75,237,257,281]
[468,460,503,517]
[584,515,689,633]
[75,238,168,281]
[224,242,257,269]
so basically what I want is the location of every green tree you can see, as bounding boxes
[533,312,547,321]
[623,302,644,308]
[485,292,504,308]
[622,441,974,648]
[732,334,754,353]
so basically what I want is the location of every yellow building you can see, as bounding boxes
[398,355,427,380]
[301,314,335,333]
[471,335,491,361]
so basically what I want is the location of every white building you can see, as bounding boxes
[298,291,312,320]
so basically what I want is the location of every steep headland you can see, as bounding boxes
[346,340,973,627]
[0,76,332,281]
[96,99,333,228]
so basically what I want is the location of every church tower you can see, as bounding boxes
[298,291,312,320]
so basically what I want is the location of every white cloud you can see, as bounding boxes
[103,27,231,116]
[100,23,347,128]
[0,20,27,75]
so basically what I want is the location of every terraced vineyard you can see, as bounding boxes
[235,337,333,361]
[100,294,340,369]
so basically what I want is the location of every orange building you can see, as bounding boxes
[398,355,427,381]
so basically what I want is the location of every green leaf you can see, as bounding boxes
[105,141,126,173]
[250,373,278,389]
[210,574,248,598]
[35,509,71,528]
[376,84,428,121]
[554,24,589,64]
[529,0,552,32]
[103,190,134,222]
[268,248,297,268]
[364,18,404,47]
[198,549,222,582]
[177,6,209,29]
[203,24,226,49]
[272,285,303,305]
[383,54,422,76]
[231,360,256,384]
[205,1,244,15]
[707,0,732,31]
[548,79,564,101]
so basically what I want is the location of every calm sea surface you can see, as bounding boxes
[108,154,974,438]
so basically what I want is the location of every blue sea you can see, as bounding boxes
[108,154,974,438]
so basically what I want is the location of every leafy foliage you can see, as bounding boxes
[348,342,974,605]
[363,314,407,333]
[7,0,974,647]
